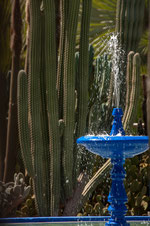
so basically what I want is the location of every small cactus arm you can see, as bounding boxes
[17,70,33,177]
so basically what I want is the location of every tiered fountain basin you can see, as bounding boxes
[77,135,149,159]
[77,108,149,226]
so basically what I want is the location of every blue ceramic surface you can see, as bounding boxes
[77,135,149,159]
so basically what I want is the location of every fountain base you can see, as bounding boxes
[106,220,129,226]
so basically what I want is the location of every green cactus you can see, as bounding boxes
[123,52,141,133]
[115,0,145,53]
[17,0,94,216]
[74,0,92,180]
[122,51,134,125]
[62,0,80,198]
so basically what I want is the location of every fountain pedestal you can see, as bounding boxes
[77,108,149,226]
[106,108,129,225]
[106,157,129,225]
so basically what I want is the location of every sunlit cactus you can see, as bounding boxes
[123,52,141,132]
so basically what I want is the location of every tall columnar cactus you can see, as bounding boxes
[123,52,141,132]
[18,0,53,216]
[74,0,92,181]
[17,0,93,216]
[62,0,80,198]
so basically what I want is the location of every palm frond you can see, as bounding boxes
[90,0,117,56]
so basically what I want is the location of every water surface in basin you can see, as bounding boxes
[2,222,150,226]
[1,217,150,226]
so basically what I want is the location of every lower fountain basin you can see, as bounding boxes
[77,135,149,159]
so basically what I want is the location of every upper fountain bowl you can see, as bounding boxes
[77,108,149,159]
[77,135,149,159]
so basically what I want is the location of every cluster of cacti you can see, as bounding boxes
[125,154,150,215]
[17,0,92,216]
[0,172,31,217]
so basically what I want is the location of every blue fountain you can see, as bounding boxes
[77,108,149,226]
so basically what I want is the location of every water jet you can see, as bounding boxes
[77,108,149,226]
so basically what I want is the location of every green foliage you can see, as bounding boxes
[90,0,116,56]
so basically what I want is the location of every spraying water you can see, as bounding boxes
[107,33,125,108]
